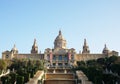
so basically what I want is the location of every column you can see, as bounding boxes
[50,52,53,66]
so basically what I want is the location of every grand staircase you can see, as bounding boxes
[44,73,76,84]
[44,68,76,84]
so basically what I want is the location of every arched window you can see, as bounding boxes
[64,55,68,61]
[6,55,9,58]
[47,55,50,60]
[53,55,56,60]
[59,55,62,60]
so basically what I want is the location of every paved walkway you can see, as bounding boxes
[26,70,44,84]
[76,71,92,84]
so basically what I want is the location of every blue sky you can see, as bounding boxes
[0,0,120,57]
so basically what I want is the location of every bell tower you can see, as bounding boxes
[31,39,38,54]
[82,39,90,54]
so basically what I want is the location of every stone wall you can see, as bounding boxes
[14,54,44,60]
[75,54,105,61]
[74,54,106,66]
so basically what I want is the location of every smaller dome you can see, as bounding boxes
[102,44,109,54]
[103,44,109,51]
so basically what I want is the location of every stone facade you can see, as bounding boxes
[2,30,119,67]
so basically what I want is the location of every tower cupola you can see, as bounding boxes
[11,44,18,54]
[82,39,90,54]
[31,39,38,54]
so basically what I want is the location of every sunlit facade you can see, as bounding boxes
[2,30,119,67]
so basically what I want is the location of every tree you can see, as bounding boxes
[16,76,24,84]
[0,59,7,70]
[102,74,117,84]
[87,67,103,84]
[110,64,120,75]
[9,72,17,84]
[1,75,11,84]
[86,60,96,67]
[97,58,105,65]
[36,60,44,70]
[108,56,118,64]
[77,61,86,67]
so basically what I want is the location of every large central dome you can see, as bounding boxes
[54,30,67,49]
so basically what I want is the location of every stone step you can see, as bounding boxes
[44,80,76,84]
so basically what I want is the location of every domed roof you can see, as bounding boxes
[103,44,109,51]
[102,44,110,54]
[55,30,66,41]
[54,30,67,49]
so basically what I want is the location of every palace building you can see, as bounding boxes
[2,30,119,67]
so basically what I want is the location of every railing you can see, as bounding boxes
[52,60,68,63]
